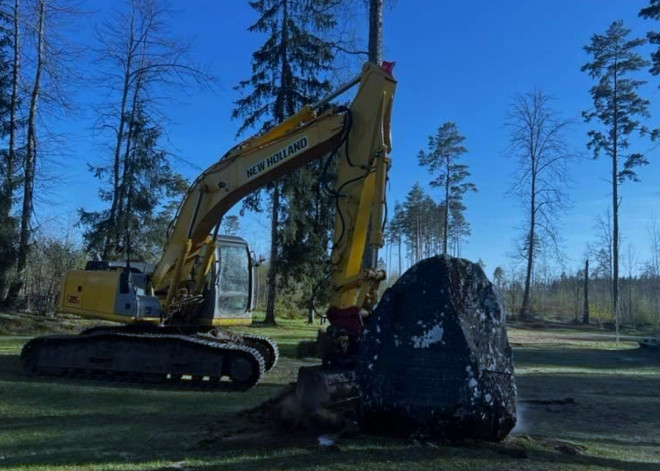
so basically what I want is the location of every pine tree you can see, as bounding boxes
[493,266,505,288]
[388,201,405,274]
[640,1,660,75]
[582,20,655,341]
[402,183,426,264]
[449,201,471,257]
[420,194,436,258]
[232,0,337,324]
[220,215,240,236]
[418,122,476,254]
[278,157,337,312]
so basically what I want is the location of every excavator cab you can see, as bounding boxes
[197,235,257,326]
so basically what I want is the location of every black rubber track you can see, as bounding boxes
[79,324,279,371]
[240,334,279,371]
[21,331,266,392]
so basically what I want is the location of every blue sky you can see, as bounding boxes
[43,0,660,276]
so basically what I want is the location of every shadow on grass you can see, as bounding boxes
[180,446,660,471]
[513,345,660,370]
[39,440,655,471]
[7,434,660,471]
[0,353,288,392]
[588,436,660,448]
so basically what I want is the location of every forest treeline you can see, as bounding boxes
[379,4,660,332]
[1,0,660,331]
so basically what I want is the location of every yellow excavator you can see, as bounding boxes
[20,61,396,391]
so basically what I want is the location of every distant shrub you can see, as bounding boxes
[24,233,87,317]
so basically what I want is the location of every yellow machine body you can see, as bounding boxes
[58,270,157,324]
[58,236,255,327]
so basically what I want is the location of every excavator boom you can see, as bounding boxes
[154,61,396,323]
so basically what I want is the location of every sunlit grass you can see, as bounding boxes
[0,315,658,470]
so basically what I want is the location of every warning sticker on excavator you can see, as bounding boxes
[246,136,309,179]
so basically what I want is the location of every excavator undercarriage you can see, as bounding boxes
[22,324,278,391]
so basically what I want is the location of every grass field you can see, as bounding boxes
[0,315,659,470]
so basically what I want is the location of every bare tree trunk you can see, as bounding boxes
[9,0,44,302]
[613,185,619,340]
[264,183,280,325]
[0,0,20,302]
[443,187,449,254]
[611,62,620,342]
[116,49,146,257]
[656,254,660,326]
[104,18,136,259]
[8,0,18,194]
[397,235,401,274]
[583,258,589,324]
[653,226,660,321]
[521,171,536,320]
[387,240,391,274]
[262,0,292,326]
[574,271,581,322]
[307,303,314,325]
[613,127,619,342]
[368,0,383,65]
[628,273,633,325]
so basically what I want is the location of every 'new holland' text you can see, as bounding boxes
[246,136,309,179]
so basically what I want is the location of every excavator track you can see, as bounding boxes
[79,324,279,372]
[240,334,279,371]
[21,331,266,392]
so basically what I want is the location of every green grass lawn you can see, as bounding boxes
[0,317,659,470]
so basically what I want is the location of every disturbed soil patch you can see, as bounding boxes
[193,326,660,470]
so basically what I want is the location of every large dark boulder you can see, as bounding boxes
[356,255,516,442]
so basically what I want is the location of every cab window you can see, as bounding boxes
[217,243,250,315]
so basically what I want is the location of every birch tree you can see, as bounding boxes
[505,90,573,320]
[6,0,83,303]
[80,0,213,260]
[16,0,44,292]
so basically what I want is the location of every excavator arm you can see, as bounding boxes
[153,61,396,325]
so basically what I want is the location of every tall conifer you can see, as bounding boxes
[233,0,337,323]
